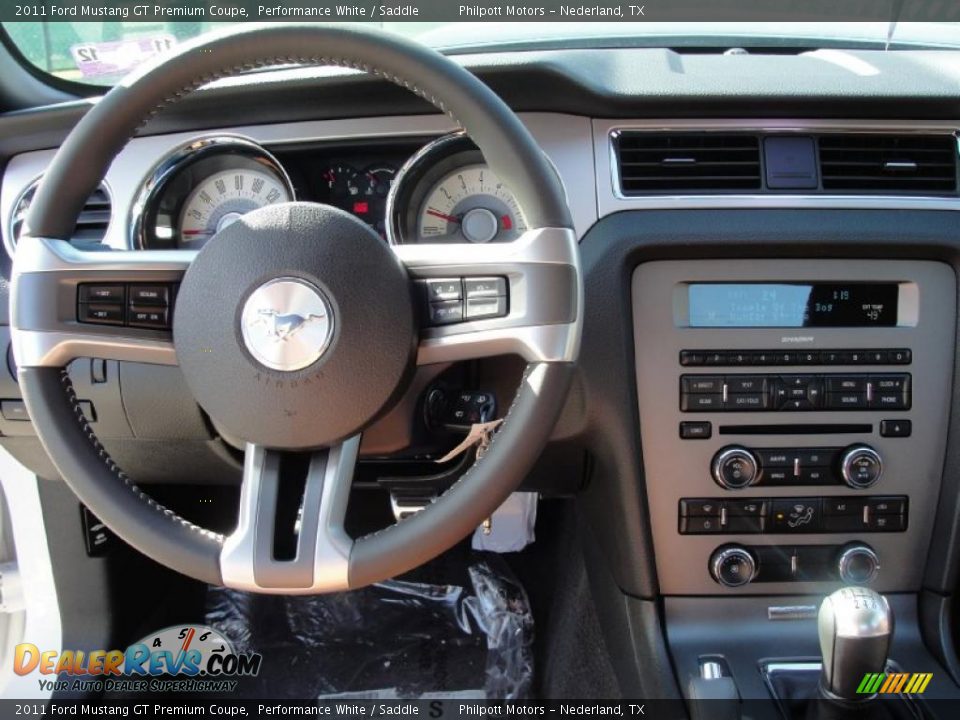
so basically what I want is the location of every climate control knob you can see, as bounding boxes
[837,543,880,584]
[712,446,760,489]
[840,445,883,489]
[710,546,758,587]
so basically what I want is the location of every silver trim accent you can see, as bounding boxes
[10,237,193,368]
[240,277,334,372]
[393,227,582,364]
[840,445,883,489]
[709,546,756,587]
[219,437,359,594]
[837,544,880,585]
[595,118,960,215]
[4,175,113,261]
[767,605,818,621]
[700,661,724,680]
[711,446,760,489]
[129,134,295,250]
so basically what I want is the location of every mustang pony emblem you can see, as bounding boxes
[253,309,326,342]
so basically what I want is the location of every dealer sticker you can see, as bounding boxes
[70,35,177,78]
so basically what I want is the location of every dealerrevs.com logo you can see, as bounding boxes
[14,625,262,694]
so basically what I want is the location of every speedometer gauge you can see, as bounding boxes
[179,168,290,246]
[417,164,526,243]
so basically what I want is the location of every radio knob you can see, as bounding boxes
[837,543,880,584]
[840,445,883,489]
[710,546,757,587]
[712,446,760,489]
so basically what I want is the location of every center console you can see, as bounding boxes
[633,259,956,595]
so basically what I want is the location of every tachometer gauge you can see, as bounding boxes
[179,167,291,245]
[417,164,526,243]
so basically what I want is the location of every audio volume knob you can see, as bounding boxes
[712,446,760,489]
[840,445,883,489]
[710,546,757,587]
[837,543,880,584]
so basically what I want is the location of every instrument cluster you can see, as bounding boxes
[134,133,528,250]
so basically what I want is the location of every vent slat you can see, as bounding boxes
[818,134,957,193]
[616,132,762,193]
[8,181,111,250]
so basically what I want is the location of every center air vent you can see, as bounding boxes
[615,132,762,193]
[818,134,957,193]
[6,179,111,257]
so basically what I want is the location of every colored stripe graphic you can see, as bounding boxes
[860,672,933,694]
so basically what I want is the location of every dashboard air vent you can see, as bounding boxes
[615,132,762,193]
[818,134,957,193]
[7,179,111,253]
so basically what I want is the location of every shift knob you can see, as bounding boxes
[818,587,893,700]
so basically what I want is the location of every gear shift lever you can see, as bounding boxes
[818,586,893,701]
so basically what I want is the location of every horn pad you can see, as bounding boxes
[173,202,417,449]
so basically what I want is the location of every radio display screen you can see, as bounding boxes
[687,283,899,328]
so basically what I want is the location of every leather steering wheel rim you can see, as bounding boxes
[12,25,580,592]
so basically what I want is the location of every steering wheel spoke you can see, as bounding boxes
[219,437,359,594]
[393,227,582,365]
[11,237,193,368]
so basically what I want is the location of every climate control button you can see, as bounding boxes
[840,445,883,489]
[712,446,761,489]
[710,546,758,587]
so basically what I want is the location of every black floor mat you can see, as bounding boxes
[203,555,534,699]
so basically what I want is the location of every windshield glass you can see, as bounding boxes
[4,21,960,86]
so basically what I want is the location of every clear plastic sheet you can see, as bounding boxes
[204,556,534,699]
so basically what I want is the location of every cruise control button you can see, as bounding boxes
[128,285,170,305]
[128,305,169,329]
[79,303,124,325]
[428,300,463,325]
[465,295,507,320]
[79,284,124,304]
[463,277,506,299]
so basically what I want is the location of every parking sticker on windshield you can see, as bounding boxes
[70,35,176,78]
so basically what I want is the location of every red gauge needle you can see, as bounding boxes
[181,230,213,236]
[426,208,460,224]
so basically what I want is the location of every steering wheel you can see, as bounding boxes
[9,25,581,593]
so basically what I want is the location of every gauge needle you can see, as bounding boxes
[426,208,460,224]
[181,230,213,236]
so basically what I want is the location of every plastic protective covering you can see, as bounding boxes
[204,556,534,699]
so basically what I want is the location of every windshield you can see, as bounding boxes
[4,21,960,86]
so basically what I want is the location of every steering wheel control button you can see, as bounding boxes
[769,498,822,533]
[422,275,508,327]
[240,277,334,372]
[464,277,507,299]
[128,285,170,305]
[840,445,883,488]
[128,306,169,330]
[712,446,760,489]
[428,300,464,325]
[425,278,462,302]
[837,544,880,584]
[710,546,757,587]
[79,303,125,325]
[465,295,508,320]
[78,284,125,304]
[679,421,712,439]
